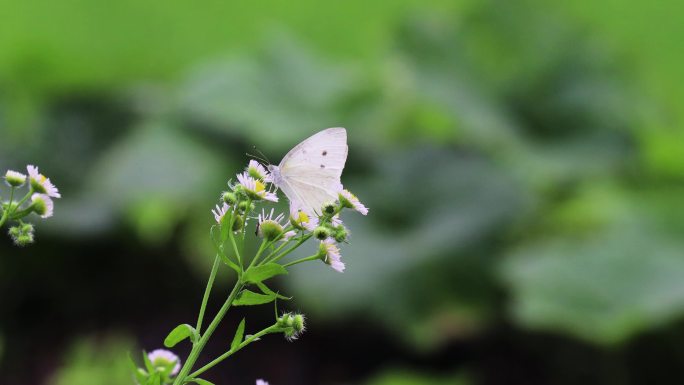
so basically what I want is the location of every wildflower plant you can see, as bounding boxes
[131,159,367,385]
[1,165,61,246]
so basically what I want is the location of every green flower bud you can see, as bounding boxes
[333,225,348,243]
[8,223,35,246]
[313,226,331,241]
[277,312,306,341]
[258,220,283,242]
[238,201,255,213]
[323,203,336,216]
[4,170,26,187]
[232,215,244,232]
[222,191,237,205]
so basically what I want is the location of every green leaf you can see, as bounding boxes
[231,318,246,351]
[187,379,216,385]
[256,282,291,300]
[164,324,198,348]
[243,263,288,284]
[142,351,155,374]
[233,289,276,306]
[146,372,162,385]
[128,353,148,384]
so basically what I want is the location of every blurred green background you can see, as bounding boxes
[1,0,684,384]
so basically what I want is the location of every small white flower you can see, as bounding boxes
[27,165,61,198]
[246,160,272,182]
[4,170,27,187]
[147,349,181,376]
[212,203,230,224]
[320,239,345,273]
[290,208,318,231]
[339,189,367,215]
[31,193,54,218]
[237,172,278,202]
[281,230,296,242]
[258,208,286,241]
[256,380,270,385]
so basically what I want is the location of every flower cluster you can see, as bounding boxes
[1,165,61,246]
[133,158,367,385]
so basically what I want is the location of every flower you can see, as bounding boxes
[339,189,368,215]
[4,170,26,187]
[237,172,278,202]
[256,380,270,385]
[290,208,318,231]
[246,160,272,182]
[258,208,285,241]
[212,203,230,224]
[281,230,296,242]
[147,349,181,376]
[27,165,61,198]
[31,194,54,218]
[319,239,345,272]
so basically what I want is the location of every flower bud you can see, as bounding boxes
[8,223,35,246]
[222,191,237,205]
[31,194,54,218]
[333,225,348,243]
[258,220,283,242]
[232,214,245,232]
[4,170,26,187]
[238,201,255,213]
[323,203,336,216]
[277,312,306,341]
[313,226,331,241]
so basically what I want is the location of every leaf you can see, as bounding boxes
[256,282,291,300]
[231,318,246,351]
[164,324,198,348]
[187,379,216,385]
[128,353,148,384]
[233,289,276,306]
[243,263,288,284]
[142,351,155,374]
[146,372,162,385]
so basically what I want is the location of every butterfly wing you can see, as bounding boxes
[278,127,348,214]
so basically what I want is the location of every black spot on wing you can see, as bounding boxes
[322,150,327,156]
[320,164,325,168]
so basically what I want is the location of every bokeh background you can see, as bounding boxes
[1,0,684,384]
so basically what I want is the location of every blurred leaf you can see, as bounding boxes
[164,324,198,348]
[188,379,215,385]
[366,369,470,385]
[499,225,684,345]
[50,335,136,385]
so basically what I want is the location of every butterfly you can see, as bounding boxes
[268,127,348,216]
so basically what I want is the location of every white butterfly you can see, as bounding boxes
[268,127,348,216]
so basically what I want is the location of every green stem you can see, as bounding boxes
[172,281,244,385]
[248,239,268,269]
[196,254,221,333]
[0,186,15,228]
[189,324,279,378]
[282,254,320,268]
[268,234,313,265]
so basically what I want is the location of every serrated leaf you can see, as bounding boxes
[233,289,276,306]
[243,263,288,284]
[164,324,198,348]
[231,318,246,351]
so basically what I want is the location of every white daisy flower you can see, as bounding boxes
[4,170,27,187]
[258,208,286,241]
[339,189,367,215]
[31,194,54,218]
[246,160,272,182]
[212,203,230,224]
[319,239,345,273]
[147,349,181,376]
[237,172,278,202]
[27,165,61,198]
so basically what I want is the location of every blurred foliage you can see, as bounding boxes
[49,334,135,385]
[366,370,469,385]
[1,0,684,384]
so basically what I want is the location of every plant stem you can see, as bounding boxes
[268,234,313,265]
[173,281,243,385]
[248,240,268,269]
[0,186,15,228]
[189,324,279,378]
[196,254,221,333]
[282,254,320,268]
